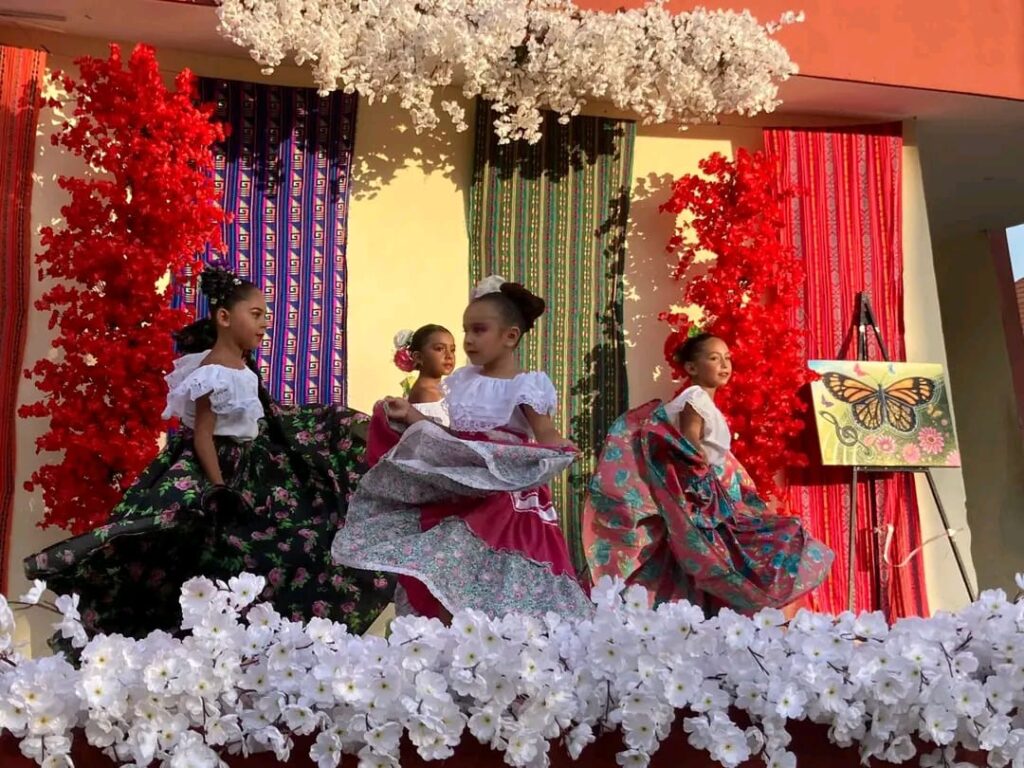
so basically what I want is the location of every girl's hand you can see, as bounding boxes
[383,397,424,425]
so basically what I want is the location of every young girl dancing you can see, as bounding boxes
[25,267,393,640]
[366,324,456,470]
[396,324,456,419]
[333,276,591,620]
[583,333,833,613]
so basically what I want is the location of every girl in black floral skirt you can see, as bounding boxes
[25,267,393,641]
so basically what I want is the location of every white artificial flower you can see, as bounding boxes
[179,576,220,628]
[691,681,729,713]
[621,711,658,752]
[168,730,223,768]
[0,594,15,654]
[227,573,266,608]
[19,579,47,605]
[471,274,506,300]
[3,571,1024,767]
[616,749,650,768]
[920,704,957,745]
[309,731,342,768]
[765,750,796,768]
[884,734,916,763]
[364,721,402,757]
[566,722,595,759]
[664,666,702,708]
[504,725,543,766]
[708,720,752,768]
[393,329,415,349]
[467,705,501,742]
[52,593,87,648]
[771,683,808,720]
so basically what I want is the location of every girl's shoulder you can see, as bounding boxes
[197,350,248,372]
[513,370,556,398]
[446,366,553,391]
[444,368,558,429]
[664,385,716,418]
[166,352,255,391]
[408,379,443,405]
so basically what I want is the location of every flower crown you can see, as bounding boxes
[393,329,416,373]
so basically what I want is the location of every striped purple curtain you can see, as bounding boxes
[177,78,357,405]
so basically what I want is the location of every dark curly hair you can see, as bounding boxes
[472,282,546,335]
[199,267,259,313]
[174,267,260,354]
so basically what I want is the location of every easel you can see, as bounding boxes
[842,292,976,613]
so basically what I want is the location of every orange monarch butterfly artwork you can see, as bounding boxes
[808,361,960,468]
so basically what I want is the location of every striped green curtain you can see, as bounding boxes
[468,104,635,572]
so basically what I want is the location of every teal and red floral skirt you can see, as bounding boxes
[582,400,833,613]
[25,403,394,640]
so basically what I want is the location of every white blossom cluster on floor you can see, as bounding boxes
[2,574,1022,768]
[216,0,803,143]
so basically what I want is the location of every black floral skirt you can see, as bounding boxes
[25,403,394,640]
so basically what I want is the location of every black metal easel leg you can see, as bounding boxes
[923,470,977,602]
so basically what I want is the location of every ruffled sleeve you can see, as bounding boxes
[511,372,557,416]
[162,356,263,424]
[444,367,558,432]
[664,385,715,422]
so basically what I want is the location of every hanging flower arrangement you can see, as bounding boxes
[19,44,226,534]
[660,149,811,497]
[216,0,803,144]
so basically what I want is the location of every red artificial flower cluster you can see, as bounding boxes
[394,347,416,373]
[20,44,226,533]
[659,149,811,497]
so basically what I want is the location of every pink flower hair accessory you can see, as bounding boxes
[392,329,416,373]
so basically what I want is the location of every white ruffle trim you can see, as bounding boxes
[162,353,264,422]
[444,366,557,432]
[664,385,715,422]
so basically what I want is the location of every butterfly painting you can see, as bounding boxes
[819,372,934,432]
[809,361,960,468]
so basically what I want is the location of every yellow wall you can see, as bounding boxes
[346,95,474,411]
[0,29,976,653]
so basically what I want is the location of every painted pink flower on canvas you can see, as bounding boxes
[902,443,922,464]
[875,436,897,454]
[918,427,945,455]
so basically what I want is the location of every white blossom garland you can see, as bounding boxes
[215,0,803,144]
[2,574,1023,767]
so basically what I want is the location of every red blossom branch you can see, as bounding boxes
[659,149,811,497]
[20,43,226,533]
